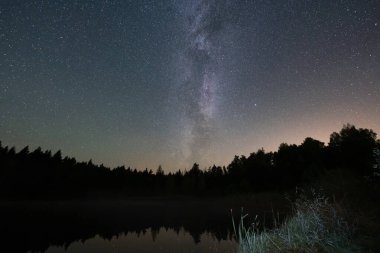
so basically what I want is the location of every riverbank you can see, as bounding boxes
[235,170,380,253]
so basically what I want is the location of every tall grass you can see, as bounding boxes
[233,195,358,253]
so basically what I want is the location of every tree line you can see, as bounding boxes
[0,124,379,199]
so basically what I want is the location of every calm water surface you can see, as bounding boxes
[44,228,236,253]
[1,198,287,253]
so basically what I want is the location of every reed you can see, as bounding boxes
[234,195,358,253]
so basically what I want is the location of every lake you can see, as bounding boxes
[0,196,288,253]
[44,228,236,253]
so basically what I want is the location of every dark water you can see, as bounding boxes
[44,228,236,253]
[0,198,287,253]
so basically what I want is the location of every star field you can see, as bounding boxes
[1,0,379,171]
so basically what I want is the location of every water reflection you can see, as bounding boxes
[0,199,286,253]
[45,228,237,253]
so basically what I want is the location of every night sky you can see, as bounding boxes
[1,0,379,171]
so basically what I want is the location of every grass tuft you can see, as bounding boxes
[234,194,359,253]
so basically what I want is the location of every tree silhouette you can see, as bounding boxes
[0,124,378,199]
[329,124,377,176]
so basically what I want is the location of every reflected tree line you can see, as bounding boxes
[0,124,379,199]
[0,200,238,253]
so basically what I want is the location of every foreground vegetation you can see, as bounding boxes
[234,169,380,253]
[235,195,356,253]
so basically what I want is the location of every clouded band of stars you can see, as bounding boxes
[1,0,379,171]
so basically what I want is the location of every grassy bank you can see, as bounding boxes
[235,170,380,253]
[235,195,357,253]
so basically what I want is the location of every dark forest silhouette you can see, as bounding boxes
[0,124,379,199]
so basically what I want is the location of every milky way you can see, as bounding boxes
[1,0,379,170]
[176,0,231,165]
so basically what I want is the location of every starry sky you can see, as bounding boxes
[1,0,379,171]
